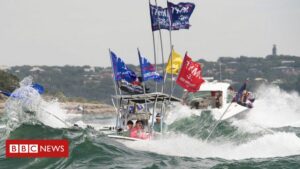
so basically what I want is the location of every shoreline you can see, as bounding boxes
[0,99,115,116]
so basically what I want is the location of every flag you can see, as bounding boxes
[166,49,183,75]
[176,54,204,92]
[149,3,170,31]
[149,2,195,31]
[167,2,195,30]
[110,51,137,83]
[138,50,163,82]
[233,82,247,103]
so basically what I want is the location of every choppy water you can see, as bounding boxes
[0,78,300,168]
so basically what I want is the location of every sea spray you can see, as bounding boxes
[124,84,300,160]
[234,84,300,129]
[4,77,42,133]
[4,77,70,135]
[165,103,202,125]
[125,132,300,160]
[36,100,70,128]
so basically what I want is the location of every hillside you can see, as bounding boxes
[0,69,19,92]
[3,54,300,104]
[0,70,19,100]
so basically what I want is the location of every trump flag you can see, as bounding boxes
[110,51,137,83]
[138,50,163,82]
[176,54,204,92]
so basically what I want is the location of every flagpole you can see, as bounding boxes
[149,0,158,92]
[172,51,186,101]
[165,45,174,100]
[170,45,174,98]
[163,48,172,84]
[109,49,120,96]
[152,32,158,93]
[109,49,121,128]
[138,48,148,111]
[167,0,173,52]
[154,0,166,93]
[167,0,174,98]
[174,51,187,84]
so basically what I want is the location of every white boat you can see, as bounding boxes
[183,81,252,120]
[106,92,182,142]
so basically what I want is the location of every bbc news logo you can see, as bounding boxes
[6,140,69,158]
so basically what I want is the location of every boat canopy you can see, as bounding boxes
[198,82,230,92]
[112,92,182,104]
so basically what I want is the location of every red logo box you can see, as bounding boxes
[6,140,69,158]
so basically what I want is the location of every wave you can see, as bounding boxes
[234,84,300,129]
[125,131,300,160]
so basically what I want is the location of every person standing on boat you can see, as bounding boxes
[153,114,166,133]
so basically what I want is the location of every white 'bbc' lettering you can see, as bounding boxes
[9,144,38,153]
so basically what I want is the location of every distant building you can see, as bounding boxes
[272,44,277,56]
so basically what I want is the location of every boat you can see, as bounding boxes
[106,92,181,142]
[105,1,253,142]
[182,80,253,120]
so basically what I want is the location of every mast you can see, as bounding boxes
[167,0,174,98]
[109,49,120,96]
[137,48,148,111]
[153,0,166,93]
[109,49,121,128]
[149,0,158,92]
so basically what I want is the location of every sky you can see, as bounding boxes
[0,0,299,67]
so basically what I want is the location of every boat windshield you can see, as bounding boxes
[186,91,223,109]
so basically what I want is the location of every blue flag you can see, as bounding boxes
[138,50,163,82]
[149,3,170,31]
[167,2,195,30]
[149,2,195,31]
[233,82,247,103]
[110,51,137,83]
[0,83,44,97]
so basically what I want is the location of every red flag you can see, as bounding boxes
[176,54,204,92]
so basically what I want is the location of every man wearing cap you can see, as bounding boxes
[153,114,166,133]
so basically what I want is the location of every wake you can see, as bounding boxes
[125,84,300,159]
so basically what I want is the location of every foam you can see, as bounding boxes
[4,77,70,130]
[125,84,300,159]
[165,103,201,125]
[236,84,300,128]
[125,132,300,160]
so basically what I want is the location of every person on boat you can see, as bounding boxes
[227,86,235,102]
[123,120,134,137]
[245,91,255,108]
[215,92,222,108]
[190,100,200,109]
[130,120,149,139]
[241,90,248,104]
[237,90,255,108]
[153,114,166,133]
[247,91,255,103]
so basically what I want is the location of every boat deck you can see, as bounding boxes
[112,92,182,103]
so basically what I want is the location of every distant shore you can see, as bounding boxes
[0,99,115,116]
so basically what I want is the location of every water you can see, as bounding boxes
[0,80,300,168]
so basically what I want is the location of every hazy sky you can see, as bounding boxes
[0,0,299,67]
